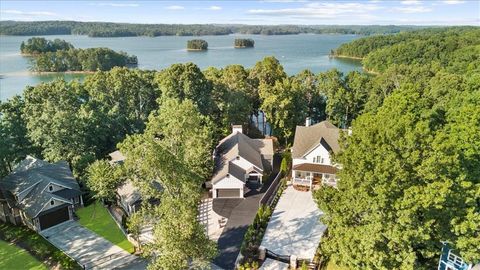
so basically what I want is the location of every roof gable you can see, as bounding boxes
[0,157,80,219]
[292,121,341,158]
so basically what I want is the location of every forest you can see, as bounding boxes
[20,37,74,54]
[187,39,208,50]
[234,38,255,48]
[0,27,479,269]
[0,20,425,37]
[22,37,138,72]
[333,26,480,73]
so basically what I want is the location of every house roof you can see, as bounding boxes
[211,131,274,185]
[117,181,142,206]
[0,156,80,218]
[292,163,338,174]
[292,121,341,159]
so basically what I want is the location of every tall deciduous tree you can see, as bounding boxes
[85,159,123,202]
[23,80,96,174]
[315,71,480,269]
[119,135,217,270]
[144,98,215,180]
[155,63,213,115]
[0,96,37,177]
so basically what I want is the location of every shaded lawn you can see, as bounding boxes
[76,201,134,253]
[0,239,47,270]
[0,222,78,269]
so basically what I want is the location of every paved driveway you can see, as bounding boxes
[260,186,326,259]
[41,220,145,269]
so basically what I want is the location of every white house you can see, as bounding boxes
[291,119,341,189]
[209,125,274,199]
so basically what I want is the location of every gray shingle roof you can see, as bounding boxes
[0,156,80,218]
[292,120,341,158]
[211,132,273,184]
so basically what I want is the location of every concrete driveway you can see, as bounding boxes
[260,185,326,259]
[41,220,145,269]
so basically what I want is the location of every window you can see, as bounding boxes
[49,185,53,191]
[313,156,324,164]
[50,200,54,206]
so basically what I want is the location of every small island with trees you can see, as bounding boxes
[234,38,255,48]
[20,37,138,72]
[187,39,208,51]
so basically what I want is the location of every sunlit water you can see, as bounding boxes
[0,34,362,101]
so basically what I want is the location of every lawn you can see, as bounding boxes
[0,240,47,270]
[0,222,78,269]
[76,201,135,253]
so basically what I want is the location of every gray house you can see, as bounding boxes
[0,156,83,231]
[109,151,161,216]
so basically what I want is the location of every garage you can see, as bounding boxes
[216,189,241,198]
[39,206,70,230]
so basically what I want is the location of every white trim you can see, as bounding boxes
[301,142,323,159]
[41,181,71,193]
[34,197,73,218]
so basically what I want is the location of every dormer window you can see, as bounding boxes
[49,185,53,192]
[50,200,54,206]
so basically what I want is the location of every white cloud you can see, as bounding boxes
[1,9,57,16]
[90,2,139,7]
[166,5,185,10]
[248,2,383,18]
[208,6,222,11]
[400,0,421,5]
[442,0,465,4]
[393,6,432,13]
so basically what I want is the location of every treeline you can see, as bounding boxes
[21,37,138,72]
[333,26,480,73]
[32,48,138,72]
[20,37,73,54]
[187,39,208,50]
[0,20,425,37]
[235,38,254,48]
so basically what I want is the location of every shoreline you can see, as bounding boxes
[32,70,96,75]
[332,54,364,60]
[186,48,208,51]
[234,46,254,49]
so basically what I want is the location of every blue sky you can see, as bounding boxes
[1,1,478,25]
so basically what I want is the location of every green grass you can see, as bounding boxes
[76,201,134,253]
[0,222,79,270]
[0,240,47,270]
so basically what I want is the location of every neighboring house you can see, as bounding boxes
[108,151,160,216]
[291,118,341,189]
[0,156,83,232]
[209,125,274,199]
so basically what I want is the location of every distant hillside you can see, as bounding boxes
[333,26,480,73]
[0,20,426,37]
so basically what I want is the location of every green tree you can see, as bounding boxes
[144,98,215,180]
[85,159,122,202]
[119,135,217,269]
[315,73,480,269]
[0,96,37,177]
[155,63,213,115]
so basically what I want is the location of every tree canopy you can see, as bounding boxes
[234,38,255,48]
[20,37,74,54]
[187,39,208,50]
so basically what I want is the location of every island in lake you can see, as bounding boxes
[187,39,208,51]
[21,37,138,72]
[234,38,255,48]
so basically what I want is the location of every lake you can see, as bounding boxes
[0,34,362,101]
